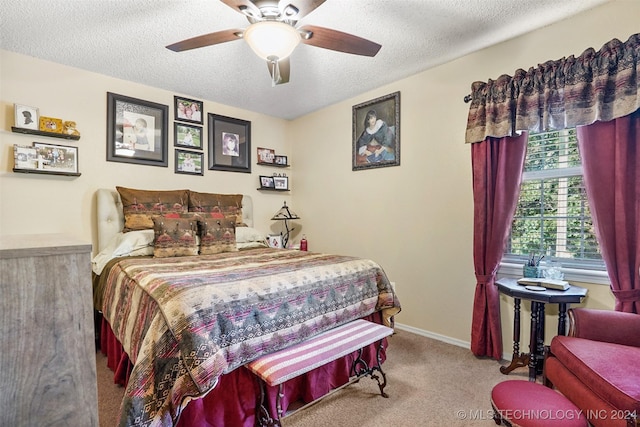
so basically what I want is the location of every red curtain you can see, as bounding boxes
[577,110,640,313]
[470,134,527,359]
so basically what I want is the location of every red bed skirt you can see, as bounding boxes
[100,312,388,427]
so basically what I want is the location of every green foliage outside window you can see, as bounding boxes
[505,129,603,269]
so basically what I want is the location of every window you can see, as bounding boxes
[503,129,605,271]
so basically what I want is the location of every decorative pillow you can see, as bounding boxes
[188,190,243,225]
[152,215,200,258]
[117,186,189,232]
[199,217,238,255]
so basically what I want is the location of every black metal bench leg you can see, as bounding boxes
[350,339,389,398]
[255,378,278,427]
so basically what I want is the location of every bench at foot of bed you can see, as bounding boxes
[246,319,394,427]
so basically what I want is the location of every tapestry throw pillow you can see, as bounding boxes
[188,190,243,225]
[152,215,200,258]
[199,216,238,255]
[117,186,189,232]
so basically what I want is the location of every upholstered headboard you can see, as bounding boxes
[95,188,254,252]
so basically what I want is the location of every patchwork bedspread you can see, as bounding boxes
[99,248,400,427]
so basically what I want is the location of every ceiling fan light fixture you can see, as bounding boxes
[243,21,300,61]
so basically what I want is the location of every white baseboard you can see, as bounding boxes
[394,322,510,362]
[394,322,470,349]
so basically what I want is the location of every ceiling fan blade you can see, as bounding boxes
[266,57,290,85]
[299,25,381,57]
[166,29,243,52]
[281,0,326,21]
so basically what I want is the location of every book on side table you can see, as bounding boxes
[517,277,570,291]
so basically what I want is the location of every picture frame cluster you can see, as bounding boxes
[105,93,252,175]
[174,96,204,176]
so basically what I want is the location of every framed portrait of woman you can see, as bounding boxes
[352,91,400,171]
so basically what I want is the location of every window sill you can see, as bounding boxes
[498,262,610,286]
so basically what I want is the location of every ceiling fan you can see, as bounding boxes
[166,0,381,86]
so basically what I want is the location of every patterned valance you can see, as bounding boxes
[465,33,640,143]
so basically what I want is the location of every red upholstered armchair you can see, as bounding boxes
[544,308,640,427]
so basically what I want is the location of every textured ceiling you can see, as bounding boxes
[0,0,611,120]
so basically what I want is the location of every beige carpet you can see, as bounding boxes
[97,329,528,426]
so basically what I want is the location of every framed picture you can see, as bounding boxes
[174,96,203,125]
[33,142,79,174]
[175,149,203,175]
[267,234,283,249]
[352,91,401,171]
[260,175,275,188]
[39,116,63,134]
[174,123,202,150]
[208,113,251,173]
[13,145,38,170]
[273,176,288,190]
[274,155,288,165]
[14,104,39,130]
[107,92,168,167]
[257,147,275,164]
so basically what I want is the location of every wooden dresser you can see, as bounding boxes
[0,234,98,426]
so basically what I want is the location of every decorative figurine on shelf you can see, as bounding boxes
[62,121,80,136]
[63,121,80,137]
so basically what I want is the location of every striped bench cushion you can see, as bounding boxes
[247,319,393,386]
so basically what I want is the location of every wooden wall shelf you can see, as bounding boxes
[257,161,289,168]
[11,126,80,141]
[13,168,81,177]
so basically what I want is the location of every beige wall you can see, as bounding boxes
[0,52,293,247]
[1,0,635,357]
[289,0,634,354]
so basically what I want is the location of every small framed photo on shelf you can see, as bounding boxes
[260,175,275,188]
[174,123,202,150]
[267,234,283,249]
[257,147,275,164]
[33,142,79,174]
[174,96,203,125]
[39,116,63,134]
[175,149,203,175]
[14,104,39,130]
[273,175,288,190]
[274,155,288,165]
[13,145,38,170]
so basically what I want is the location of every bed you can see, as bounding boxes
[93,187,401,427]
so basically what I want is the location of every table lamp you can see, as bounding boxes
[271,201,300,248]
